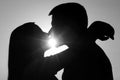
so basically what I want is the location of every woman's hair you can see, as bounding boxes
[88,21,115,41]
[8,22,47,80]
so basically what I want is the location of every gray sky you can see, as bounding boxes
[0,0,120,80]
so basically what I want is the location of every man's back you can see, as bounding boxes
[61,41,113,80]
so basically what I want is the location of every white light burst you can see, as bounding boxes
[48,38,57,48]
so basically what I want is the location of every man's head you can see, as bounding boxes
[49,2,88,45]
[49,2,88,32]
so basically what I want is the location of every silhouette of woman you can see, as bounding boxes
[8,22,58,80]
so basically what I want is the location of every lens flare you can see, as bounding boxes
[44,35,69,57]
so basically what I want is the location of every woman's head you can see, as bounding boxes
[10,22,46,52]
[88,21,115,41]
[8,22,47,79]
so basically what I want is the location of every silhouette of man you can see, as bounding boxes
[8,22,58,80]
[49,2,88,46]
[49,2,114,80]
[48,2,89,80]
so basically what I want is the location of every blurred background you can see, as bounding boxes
[0,0,120,80]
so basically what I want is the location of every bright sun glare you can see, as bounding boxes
[44,37,69,57]
[48,38,57,48]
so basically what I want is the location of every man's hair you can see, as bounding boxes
[49,2,88,32]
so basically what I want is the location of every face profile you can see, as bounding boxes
[49,2,88,46]
[8,22,48,80]
[48,2,114,80]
